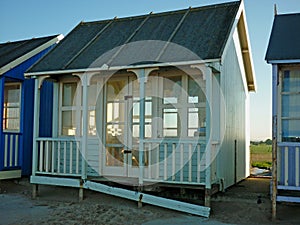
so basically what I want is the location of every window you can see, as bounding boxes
[60,81,81,136]
[281,69,300,142]
[3,83,21,131]
[161,74,206,138]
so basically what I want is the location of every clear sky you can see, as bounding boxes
[1,0,299,141]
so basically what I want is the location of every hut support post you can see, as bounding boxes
[271,64,278,221]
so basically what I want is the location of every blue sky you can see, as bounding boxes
[1,0,299,140]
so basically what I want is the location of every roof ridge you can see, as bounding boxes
[78,1,240,26]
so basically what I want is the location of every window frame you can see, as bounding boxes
[3,82,22,133]
[280,66,300,142]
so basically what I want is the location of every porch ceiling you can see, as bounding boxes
[26,1,241,75]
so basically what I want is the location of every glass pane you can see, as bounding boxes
[6,108,20,118]
[163,76,182,104]
[107,80,127,101]
[106,147,124,166]
[282,94,300,117]
[5,119,20,130]
[130,149,149,167]
[163,108,178,136]
[188,77,206,103]
[62,82,77,106]
[62,111,76,135]
[106,124,124,144]
[88,83,98,106]
[88,110,96,135]
[282,119,300,142]
[188,109,199,129]
[107,102,125,123]
[282,70,300,92]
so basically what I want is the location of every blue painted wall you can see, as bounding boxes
[0,45,54,175]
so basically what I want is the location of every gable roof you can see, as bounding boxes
[266,13,300,63]
[0,35,63,75]
[27,1,241,73]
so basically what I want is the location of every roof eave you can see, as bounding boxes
[266,59,300,64]
[24,58,221,77]
[0,34,64,76]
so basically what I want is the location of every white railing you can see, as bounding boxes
[3,133,21,169]
[143,138,206,184]
[278,142,300,189]
[35,137,82,177]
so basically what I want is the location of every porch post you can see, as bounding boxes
[32,76,40,198]
[271,64,278,221]
[80,74,90,180]
[128,68,158,187]
[0,78,4,171]
[191,64,213,207]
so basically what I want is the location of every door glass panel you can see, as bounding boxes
[106,147,124,166]
[62,111,77,135]
[106,124,124,144]
[188,77,206,103]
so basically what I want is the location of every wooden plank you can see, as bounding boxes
[180,143,184,182]
[0,170,21,180]
[284,146,288,186]
[45,141,49,172]
[188,144,192,182]
[30,175,81,187]
[39,141,44,172]
[9,135,13,167]
[197,144,201,183]
[277,196,300,203]
[4,134,8,167]
[15,135,19,166]
[164,143,167,180]
[70,141,73,174]
[172,143,175,181]
[296,147,299,187]
[84,180,210,218]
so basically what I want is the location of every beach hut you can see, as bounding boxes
[266,12,300,218]
[25,1,255,216]
[0,35,62,179]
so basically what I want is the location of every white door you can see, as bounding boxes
[102,77,146,177]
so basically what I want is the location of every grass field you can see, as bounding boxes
[250,143,272,169]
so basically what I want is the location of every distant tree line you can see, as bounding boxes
[250,139,272,145]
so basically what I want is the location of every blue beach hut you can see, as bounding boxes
[0,35,62,179]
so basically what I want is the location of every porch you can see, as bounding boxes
[276,142,300,203]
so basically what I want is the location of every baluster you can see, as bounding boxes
[76,141,79,174]
[39,141,44,172]
[45,141,49,172]
[188,144,192,182]
[180,143,184,182]
[70,141,73,174]
[164,143,167,180]
[172,143,176,181]
[64,141,67,174]
[197,144,201,183]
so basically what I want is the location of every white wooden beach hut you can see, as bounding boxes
[266,11,300,219]
[25,0,255,216]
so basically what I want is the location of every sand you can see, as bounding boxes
[0,177,299,225]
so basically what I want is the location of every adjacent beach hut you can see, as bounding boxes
[0,35,62,179]
[25,1,256,215]
[266,12,300,217]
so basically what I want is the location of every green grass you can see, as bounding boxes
[250,143,272,169]
[250,144,272,154]
[251,161,272,169]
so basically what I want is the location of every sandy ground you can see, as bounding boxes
[0,177,299,225]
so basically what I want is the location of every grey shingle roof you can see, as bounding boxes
[266,13,300,62]
[28,1,240,73]
[0,35,58,68]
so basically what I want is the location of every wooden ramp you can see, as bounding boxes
[84,180,210,218]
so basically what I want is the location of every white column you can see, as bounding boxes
[80,74,90,180]
[32,77,41,176]
[128,68,158,186]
